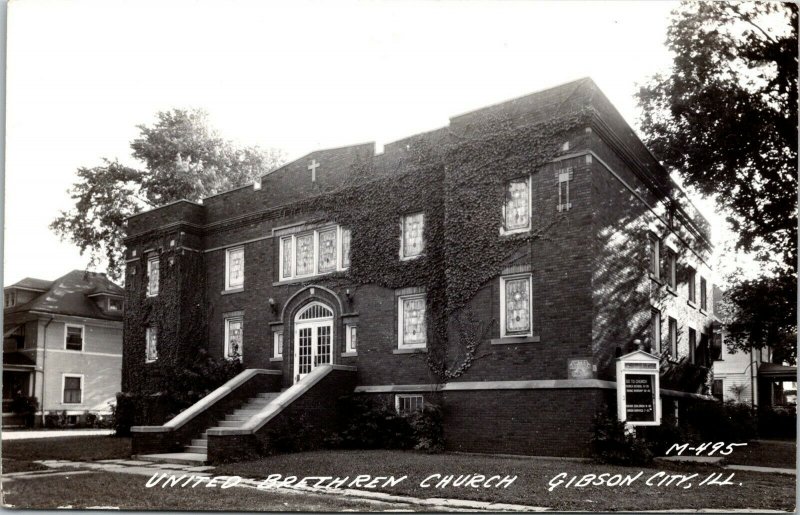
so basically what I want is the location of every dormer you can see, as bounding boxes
[88,293,125,314]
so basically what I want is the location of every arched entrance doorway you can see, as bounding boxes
[293,302,334,383]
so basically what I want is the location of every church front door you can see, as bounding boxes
[293,302,334,383]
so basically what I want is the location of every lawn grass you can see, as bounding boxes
[2,435,131,463]
[2,472,402,511]
[216,449,796,512]
[722,440,797,469]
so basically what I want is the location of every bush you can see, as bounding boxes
[326,395,444,452]
[266,413,315,453]
[758,405,796,439]
[45,410,68,429]
[685,400,757,442]
[10,396,38,428]
[590,410,653,466]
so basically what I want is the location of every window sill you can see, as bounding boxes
[699,309,707,316]
[649,274,663,286]
[666,287,678,297]
[341,352,358,358]
[269,357,283,362]
[221,287,244,295]
[687,300,697,308]
[399,254,424,262]
[393,348,427,354]
[273,270,348,286]
[499,227,531,237]
[491,335,540,345]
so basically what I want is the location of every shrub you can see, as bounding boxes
[266,414,315,453]
[758,405,796,439]
[10,396,38,428]
[685,400,757,442]
[407,403,444,453]
[44,410,68,429]
[590,410,653,466]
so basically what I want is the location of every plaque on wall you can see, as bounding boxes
[567,358,595,379]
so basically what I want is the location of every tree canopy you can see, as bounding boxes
[52,109,285,280]
[637,1,797,362]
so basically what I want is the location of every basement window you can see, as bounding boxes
[395,394,424,415]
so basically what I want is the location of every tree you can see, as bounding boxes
[637,1,797,362]
[52,109,285,280]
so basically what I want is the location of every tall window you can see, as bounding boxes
[65,325,84,351]
[279,225,350,280]
[273,331,283,358]
[650,309,661,353]
[688,328,697,364]
[700,277,708,311]
[668,317,678,357]
[556,168,574,213]
[648,234,660,279]
[346,325,357,353]
[63,375,82,404]
[145,327,158,363]
[712,379,724,401]
[665,250,677,290]
[4,290,16,308]
[225,316,243,361]
[400,213,425,259]
[688,267,697,303]
[146,256,160,297]
[225,246,245,290]
[398,293,426,348]
[711,332,723,361]
[504,177,531,232]
[395,394,424,414]
[500,274,533,337]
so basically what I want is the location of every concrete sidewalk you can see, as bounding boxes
[2,429,114,440]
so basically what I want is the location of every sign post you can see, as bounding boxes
[616,350,661,427]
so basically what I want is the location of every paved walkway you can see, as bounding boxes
[30,459,547,512]
[724,464,796,476]
[1,429,115,440]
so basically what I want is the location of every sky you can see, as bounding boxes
[4,0,743,285]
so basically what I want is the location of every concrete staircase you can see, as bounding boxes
[138,392,281,465]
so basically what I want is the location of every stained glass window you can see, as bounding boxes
[145,327,158,363]
[281,237,292,278]
[225,317,243,360]
[341,228,351,268]
[147,257,159,296]
[226,247,244,289]
[402,213,424,258]
[400,295,426,347]
[295,233,314,276]
[504,276,531,335]
[505,178,530,231]
[318,228,337,273]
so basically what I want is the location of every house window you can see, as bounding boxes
[400,213,425,259]
[503,177,531,232]
[668,317,678,357]
[273,331,283,358]
[346,325,357,353]
[665,250,677,290]
[225,246,245,290]
[146,256,160,297]
[224,316,243,361]
[712,379,724,401]
[688,328,697,364]
[700,277,707,311]
[648,234,660,279]
[63,375,82,404]
[711,332,723,361]
[145,327,158,363]
[108,298,123,311]
[279,226,350,281]
[398,293,426,348]
[395,394,424,414]
[500,274,532,337]
[688,267,696,303]
[65,325,84,351]
[650,309,661,353]
[4,290,15,308]
[556,168,574,213]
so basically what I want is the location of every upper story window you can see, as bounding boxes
[145,326,158,363]
[700,277,708,311]
[648,234,660,280]
[4,290,16,308]
[688,266,697,303]
[400,213,425,259]
[711,332,723,361]
[146,256,160,297]
[279,225,350,281]
[500,274,533,338]
[664,249,677,290]
[108,297,124,311]
[224,316,243,361]
[688,328,697,364]
[65,324,84,351]
[503,177,531,233]
[650,309,661,353]
[225,246,245,290]
[668,317,678,357]
[398,293,427,349]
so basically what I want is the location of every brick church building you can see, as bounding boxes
[125,78,716,463]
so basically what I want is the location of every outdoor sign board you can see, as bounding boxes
[616,349,661,426]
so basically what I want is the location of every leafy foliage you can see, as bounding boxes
[637,1,798,361]
[590,410,653,466]
[52,109,285,281]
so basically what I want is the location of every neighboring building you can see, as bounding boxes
[711,285,797,407]
[2,270,124,427]
[125,78,717,462]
